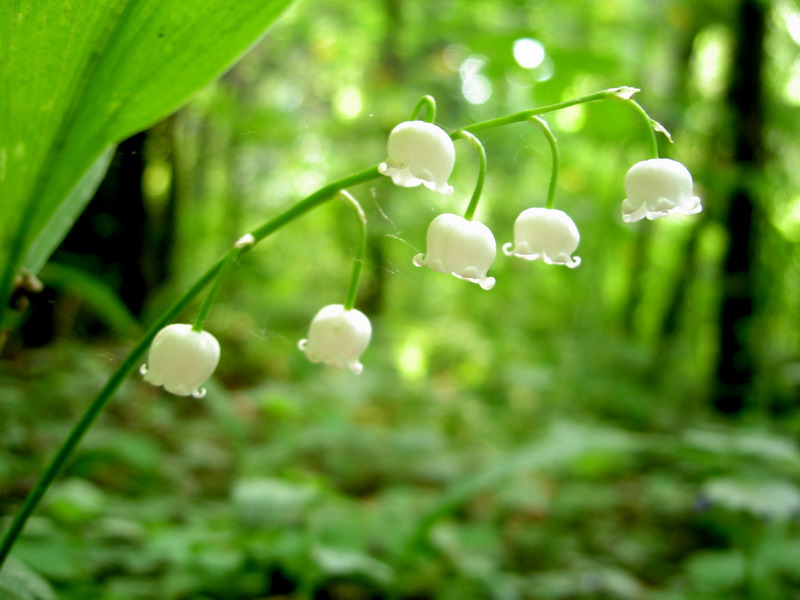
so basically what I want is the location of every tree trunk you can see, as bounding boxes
[712,0,767,414]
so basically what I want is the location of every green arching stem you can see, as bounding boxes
[0,164,382,570]
[192,251,237,332]
[457,130,487,221]
[528,116,560,210]
[409,95,436,123]
[0,87,636,339]
[248,166,379,243]
[339,191,368,311]
[0,87,654,569]
[455,87,633,135]
[619,97,660,159]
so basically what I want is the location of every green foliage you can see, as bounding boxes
[4,0,800,598]
[0,558,57,600]
[0,0,294,325]
[4,342,800,598]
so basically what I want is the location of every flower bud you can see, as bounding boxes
[503,207,581,268]
[299,304,371,374]
[141,324,220,398]
[413,213,496,290]
[379,121,455,194]
[622,158,702,222]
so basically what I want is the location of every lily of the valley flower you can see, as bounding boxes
[622,158,702,222]
[299,304,372,374]
[379,121,455,194]
[413,213,496,290]
[141,324,220,398]
[503,207,581,268]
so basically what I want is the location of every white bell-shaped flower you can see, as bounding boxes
[379,120,455,194]
[502,207,581,268]
[413,213,496,290]
[299,304,372,374]
[622,158,702,222]
[140,323,220,398]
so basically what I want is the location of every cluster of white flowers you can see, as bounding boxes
[142,116,702,397]
[383,120,701,288]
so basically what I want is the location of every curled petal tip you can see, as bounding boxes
[349,362,364,375]
[479,277,496,291]
[412,253,426,267]
[566,256,582,269]
[622,210,644,223]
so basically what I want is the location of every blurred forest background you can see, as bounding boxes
[3,0,800,598]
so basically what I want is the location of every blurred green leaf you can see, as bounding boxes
[685,550,744,593]
[701,477,800,520]
[311,545,394,586]
[0,557,58,600]
[232,478,318,528]
[527,565,643,600]
[44,478,106,525]
[405,421,637,551]
[683,429,800,469]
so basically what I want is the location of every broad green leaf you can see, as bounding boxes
[25,148,115,276]
[0,0,294,306]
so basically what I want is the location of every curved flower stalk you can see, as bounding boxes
[501,118,580,267]
[414,213,496,290]
[503,207,581,268]
[0,87,701,572]
[379,120,455,194]
[622,158,702,222]
[140,324,220,398]
[299,304,372,374]
[299,191,372,374]
[0,165,382,569]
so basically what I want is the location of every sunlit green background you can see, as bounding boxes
[3,0,800,598]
